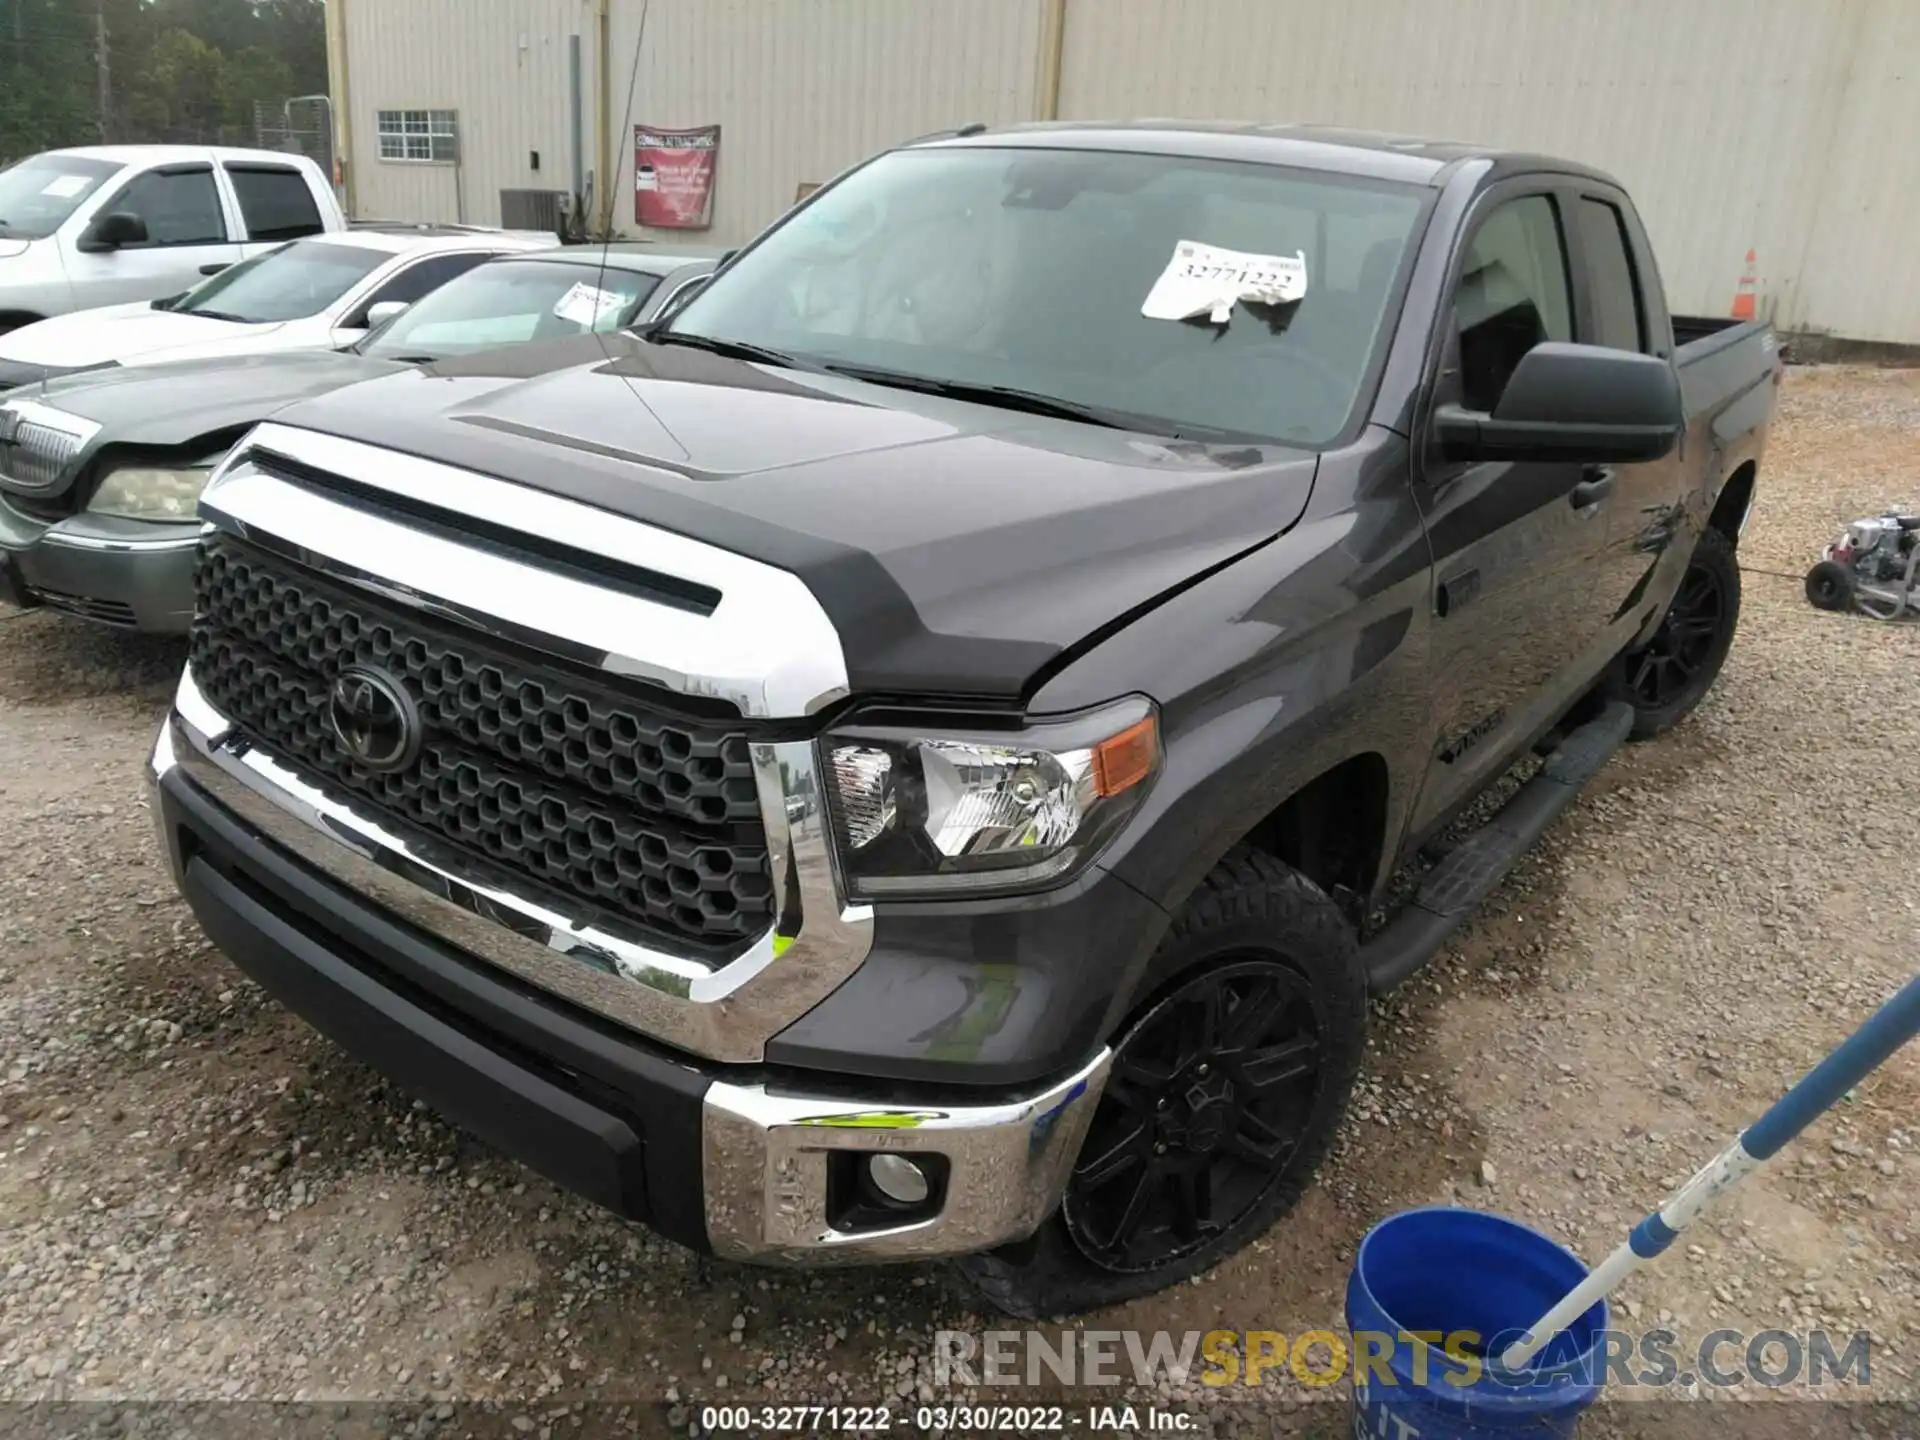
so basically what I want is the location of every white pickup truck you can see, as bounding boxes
[0,145,347,335]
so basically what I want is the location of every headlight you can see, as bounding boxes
[822,697,1159,900]
[86,461,218,521]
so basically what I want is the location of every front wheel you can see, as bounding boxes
[1606,527,1742,740]
[954,850,1366,1317]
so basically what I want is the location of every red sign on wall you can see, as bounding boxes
[634,124,719,229]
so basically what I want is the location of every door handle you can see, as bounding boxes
[1570,466,1616,509]
[199,263,230,276]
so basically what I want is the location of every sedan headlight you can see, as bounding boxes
[86,459,220,521]
[823,697,1159,899]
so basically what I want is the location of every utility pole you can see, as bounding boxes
[95,0,110,143]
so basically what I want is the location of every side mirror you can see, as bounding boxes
[1435,342,1683,465]
[76,212,149,254]
[365,300,411,330]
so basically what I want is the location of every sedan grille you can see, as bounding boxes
[0,418,86,492]
[188,535,774,955]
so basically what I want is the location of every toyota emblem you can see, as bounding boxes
[327,665,422,773]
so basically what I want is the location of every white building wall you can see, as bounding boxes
[340,0,600,229]
[337,0,1920,344]
[1788,0,1920,346]
[1055,0,1914,341]
[603,0,1046,247]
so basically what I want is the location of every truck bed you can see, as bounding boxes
[1672,315,1776,436]
[1673,313,1765,356]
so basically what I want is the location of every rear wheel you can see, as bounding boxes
[954,849,1366,1316]
[1607,527,1742,739]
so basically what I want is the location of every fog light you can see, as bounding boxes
[866,1153,931,1206]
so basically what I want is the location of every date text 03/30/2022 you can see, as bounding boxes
[698,1404,1199,1432]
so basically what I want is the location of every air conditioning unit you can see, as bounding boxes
[499,188,569,234]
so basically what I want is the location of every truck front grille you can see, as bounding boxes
[188,535,774,955]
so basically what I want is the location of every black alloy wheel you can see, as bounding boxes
[1605,526,1742,740]
[1623,559,1726,711]
[1063,958,1324,1273]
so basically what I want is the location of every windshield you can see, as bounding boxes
[666,146,1426,446]
[173,239,389,323]
[363,258,661,360]
[0,156,123,240]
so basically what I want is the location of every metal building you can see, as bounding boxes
[326,0,1919,347]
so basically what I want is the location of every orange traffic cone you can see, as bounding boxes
[1731,249,1758,321]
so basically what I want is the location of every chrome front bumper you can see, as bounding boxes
[153,708,1110,1263]
[703,1053,1109,1263]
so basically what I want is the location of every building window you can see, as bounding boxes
[377,110,459,164]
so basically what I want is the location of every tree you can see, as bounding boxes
[121,27,228,142]
[0,0,326,159]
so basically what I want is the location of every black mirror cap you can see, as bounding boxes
[77,211,150,253]
[1439,343,1684,465]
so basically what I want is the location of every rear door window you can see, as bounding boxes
[226,165,326,242]
[1576,198,1647,353]
[353,252,498,320]
[1453,195,1572,412]
[108,166,228,247]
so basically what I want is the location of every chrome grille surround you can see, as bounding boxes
[0,400,101,493]
[157,422,871,1063]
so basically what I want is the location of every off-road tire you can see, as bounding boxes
[1607,527,1742,740]
[953,849,1366,1317]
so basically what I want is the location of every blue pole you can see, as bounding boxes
[1740,971,1920,1158]
[1502,972,1920,1372]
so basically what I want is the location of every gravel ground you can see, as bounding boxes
[0,365,1915,1437]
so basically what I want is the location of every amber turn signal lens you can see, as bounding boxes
[1091,715,1158,798]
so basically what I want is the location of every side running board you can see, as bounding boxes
[1362,700,1634,995]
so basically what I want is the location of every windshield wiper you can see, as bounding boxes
[817,363,1154,433]
[180,309,252,324]
[646,329,821,372]
[380,353,441,365]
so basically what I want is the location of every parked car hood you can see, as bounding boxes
[35,349,404,449]
[0,239,31,261]
[270,334,1321,700]
[0,303,294,370]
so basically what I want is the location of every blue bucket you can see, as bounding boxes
[1346,1207,1609,1438]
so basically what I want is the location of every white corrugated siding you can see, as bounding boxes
[1056,0,1917,343]
[338,0,1917,342]
[604,0,1045,246]
[341,0,599,228]
[1789,0,1920,344]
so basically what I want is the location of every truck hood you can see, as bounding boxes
[0,239,30,261]
[35,349,404,448]
[0,304,293,370]
[271,334,1322,700]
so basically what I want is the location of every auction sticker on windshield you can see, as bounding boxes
[552,282,625,328]
[1142,240,1308,325]
[39,175,94,199]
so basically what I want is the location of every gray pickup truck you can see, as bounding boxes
[149,123,1778,1315]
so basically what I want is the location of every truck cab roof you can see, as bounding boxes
[36,143,326,170]
[923,120,1626,191]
